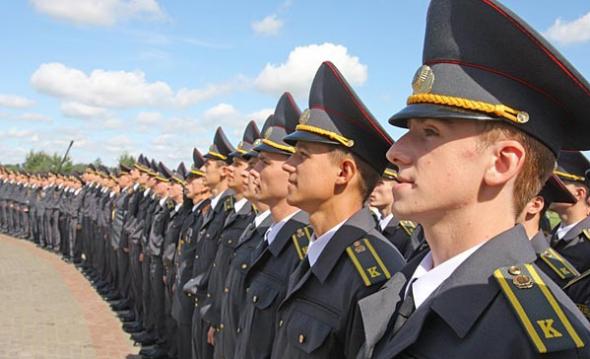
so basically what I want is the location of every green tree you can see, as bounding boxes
[22,150,74,174]
[118,152,136,168]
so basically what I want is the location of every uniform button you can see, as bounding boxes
[207,293,211,298]
[195,255,199,259]
[219,324,224,330]
[213,263,216,267]
[236,327,241,334]
[224,287,229,293]
[228,240,232,244]
[241,264,247,269]
[298,334,305,344]
[279,320,284,327]
[252,296,258,303]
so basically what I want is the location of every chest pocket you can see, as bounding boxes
[250,284,279,311]
[286,310,332,354]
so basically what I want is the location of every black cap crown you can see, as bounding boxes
[156,162,172,183]
[555,151,590,184]
[389,0,590,155]
[254,92,301,156]
[230,121,261,158]
[188,148,206,178]
[204,127,235,164]
[284,61,394,173]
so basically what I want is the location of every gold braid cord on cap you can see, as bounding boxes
[295,124,355,147]
[554,170,585,182]
[408,93,530,124]
[261,139,295,154]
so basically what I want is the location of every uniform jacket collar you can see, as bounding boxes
[380,225,537,358]
[310,207,376,283]
[267,210,309,257]
[554,215,590,243]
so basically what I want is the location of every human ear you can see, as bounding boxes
[483,140,525,187]
[335,157,357,185]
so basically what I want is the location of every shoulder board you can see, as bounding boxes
[539,248,580,281]
[493,264,585,353]
[223,196,234,213]
[345,238,392,287]
[291,225,312,260]
[563,268,590,290]
[582,229,590,241]
[111,209,116,221]
[167,200,175,209]
[399,220,416,236]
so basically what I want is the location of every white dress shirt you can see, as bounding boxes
[556,220,582,241]
[254,210,271,228]
[379,213,394,231]
[265,210,300,246]
[234,198,248,213]
[306,219,347,267]
[406,243,485,309]
[209,192,224,211]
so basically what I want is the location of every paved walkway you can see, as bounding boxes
[0,234,139,359]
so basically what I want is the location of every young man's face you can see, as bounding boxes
[386,118,488,223]
[204,160,226,190]
[168,183,184,202]
[283,142,342,212]
[130,169,140,181]
[242,157,259,201]
[227,157,249,193]
[253,151,290,206]
[369,179,395,211]
[154,181,169,197]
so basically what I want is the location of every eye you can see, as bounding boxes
[423,127,439,137]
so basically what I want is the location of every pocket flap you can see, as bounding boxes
[286,310,332,354]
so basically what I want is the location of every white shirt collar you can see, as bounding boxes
[133,183,140,190]
[174,202,182,213]
[265,210,299,246]
[159,196,168,207]
[407,243,484,309]
[143,188,151,196]
[556,220,582,241]
[74,188,82,195]
[254,210,271,228]
[210,192,224,211]
[234,197,248,213]
[109,191,116,198]
[379,213,394,231]
[307,219,347,267]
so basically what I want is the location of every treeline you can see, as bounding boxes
[2,151,136,174]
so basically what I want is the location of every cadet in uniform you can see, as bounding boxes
[360,1,590,357]
[233,92,312,359]
[202,121,260,348]
[190,127,236,359]
[550,151,590,276]
[271,62,406,358]
[369,165,417,259]
[172,149,210,359]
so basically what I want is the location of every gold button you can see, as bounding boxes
[298,334,305,344]
[508,266,521,276]
[224,287,229,293]
[228,240,232,244]
[253,296,258,303]
[241,264,247,269]
[220,324,224,330]
[207,293,211,298]
[279,320,284,327]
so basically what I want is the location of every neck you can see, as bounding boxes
[379,205,392,218]
[270,198,299,223]
[211,181,228,197]
[254,200,270,214]
[559,205,587,226]
[233,191,244,201]
[522,215,541,239]
[309,195,362,238]
[422,201,515,267]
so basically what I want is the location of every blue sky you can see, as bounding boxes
[1,0,589,166]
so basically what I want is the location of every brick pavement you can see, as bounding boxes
[0,234,139,359]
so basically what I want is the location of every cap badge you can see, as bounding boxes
[299,109,311,124]
[264,127,273,139]
[412,65,435,94]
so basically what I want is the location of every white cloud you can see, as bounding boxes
[31,62,237,109]
[29,0,165,27]
[545,12,590,45]
[246,108,274,128]
[0,94,35,108]
[252,14,283,36]
[254,43,368,98]
[18,112,51,122]
[105,135,134,153]
[61,101,107,119]
[136,111,162,125]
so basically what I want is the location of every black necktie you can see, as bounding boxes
[392,279,416,334]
